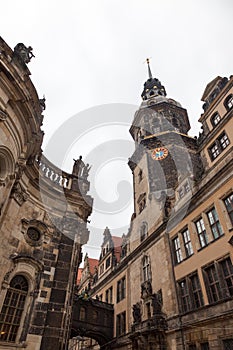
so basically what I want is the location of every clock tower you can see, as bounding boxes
[128,60,203,243]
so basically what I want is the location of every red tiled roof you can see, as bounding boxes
[112,236,123,248]
[88,258,99,275]
[112,236,123,263]
[76,268,83,285]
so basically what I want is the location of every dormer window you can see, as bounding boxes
[224,94,233,110]
[210,112,221,127]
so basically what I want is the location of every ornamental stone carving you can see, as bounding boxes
[11,181,29,205]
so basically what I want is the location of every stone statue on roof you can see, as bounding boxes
[13,43,35,64]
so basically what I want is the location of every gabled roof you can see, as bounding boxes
[201,76,222,101]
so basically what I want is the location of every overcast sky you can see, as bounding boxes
[1,0,233,259]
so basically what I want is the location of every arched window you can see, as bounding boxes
[142,255,151,282]
[210,112,221,127]
[140,222,148,242]
[0,275,28,342]
[79,307,86,321]
[224,94,233,110]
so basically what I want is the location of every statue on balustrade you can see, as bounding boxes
[72,156,84,176]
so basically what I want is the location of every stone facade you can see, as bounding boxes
[0,37,93,350]
[77,65,233,349]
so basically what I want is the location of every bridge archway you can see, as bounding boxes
[71,296,114,349]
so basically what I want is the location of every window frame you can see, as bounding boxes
[172,236,183,264]
[210,112,221,127]
[224,94,233,110]
[195,218,208,249]
[224,193,233,225]
[182,228,193,258]
[207,207,223,239]
[117,277,126,303]
[0,275,28,343]
[142,255,151,282]
[208,132,230,161]
[116,311,126,337]
[178,272,204,313]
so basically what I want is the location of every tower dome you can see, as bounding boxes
[141,58,166,100]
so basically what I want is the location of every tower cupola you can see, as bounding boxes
[141,58,166,100]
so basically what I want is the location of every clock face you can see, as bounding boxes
[152,147,169,160]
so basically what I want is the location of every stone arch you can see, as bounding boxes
[0,255,43,344]
[0,146,14,182]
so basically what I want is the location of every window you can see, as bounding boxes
[105,287,113,303]
[223,339,233,350]
[208,132,230,160]
[178,188,185,199]
[182,229,193,257]
[211,112,221,127]
[207,207,223,239]
[178,273,204,313]
[184,182,190,193]
[138,194,146,213]
[138,169,143,183]
[99,264,104,275]
[188,345,197,350]
[79,307,86,321]
[195,218,208,248]
[224,193,233,225]
[224,94,233,110]
[173,236,183,264]
[210,143,220,159]
[142,256,151,282]
[0,275,28,342]
[105,257,111,269]
[203,258,233,303]
[140,222,148,242]
[116,311,126,336]
[200,343,209,350]
[121,242,127,259]
[203,264,221,303]
[146,302,151,319]
[179,279,190,313]
[117,277,126,303]
[220,133,230,149]
[190,274,204,309]
[220,257,233,296]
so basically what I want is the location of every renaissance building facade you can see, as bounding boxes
[77,62,233,350]
[0,38,93,350]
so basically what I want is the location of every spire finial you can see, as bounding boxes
[146,57,153,79]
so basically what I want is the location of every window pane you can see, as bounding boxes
[173,237,183,263]
[207,208,223,239]
[220,258,233,296]
[204,264,221,303]
[182,229,193,257]
[223,338,233,350]
[195,218,208,248]
[224,194,233,225]
[220,133,230,149]
[0,275,28,342]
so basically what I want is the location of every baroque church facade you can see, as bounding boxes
[0,38,93,350]
[77,62,233,349]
